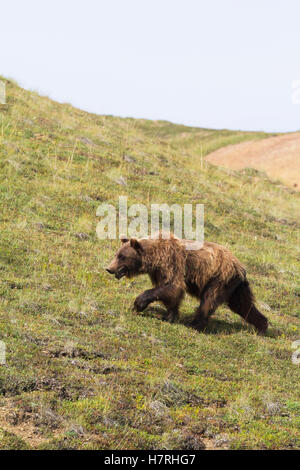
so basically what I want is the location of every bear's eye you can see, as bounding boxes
[118,254,125,261]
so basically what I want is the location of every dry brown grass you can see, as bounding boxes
[206,132,300,190]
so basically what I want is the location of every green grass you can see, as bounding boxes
[0,77,299,450]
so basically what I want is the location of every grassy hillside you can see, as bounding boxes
[0,77,299,450]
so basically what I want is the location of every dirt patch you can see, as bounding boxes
[206,132,300,190]
[0,403,51,448]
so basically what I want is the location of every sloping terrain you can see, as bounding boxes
[206,133,300,190]
[0,78,299,450]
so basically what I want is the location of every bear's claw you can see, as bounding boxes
[134,294,149,312]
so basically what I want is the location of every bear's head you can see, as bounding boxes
[106,237,143,279]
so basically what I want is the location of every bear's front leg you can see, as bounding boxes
[165,308,178,323]
[134,289,156,312]
[133,285,184,324]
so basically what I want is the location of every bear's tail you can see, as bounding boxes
[227,280,268,334]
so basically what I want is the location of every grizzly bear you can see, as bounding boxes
[106,235,268,333]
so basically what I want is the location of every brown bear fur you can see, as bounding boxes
[106,234,268,333]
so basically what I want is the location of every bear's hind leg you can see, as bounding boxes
[227,280,268,333]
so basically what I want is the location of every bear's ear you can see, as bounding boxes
[130,238,143,253]
[120,236,129,244]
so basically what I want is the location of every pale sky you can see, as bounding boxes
[1,0,300,132]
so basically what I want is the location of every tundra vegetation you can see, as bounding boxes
[0,77,299,450]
